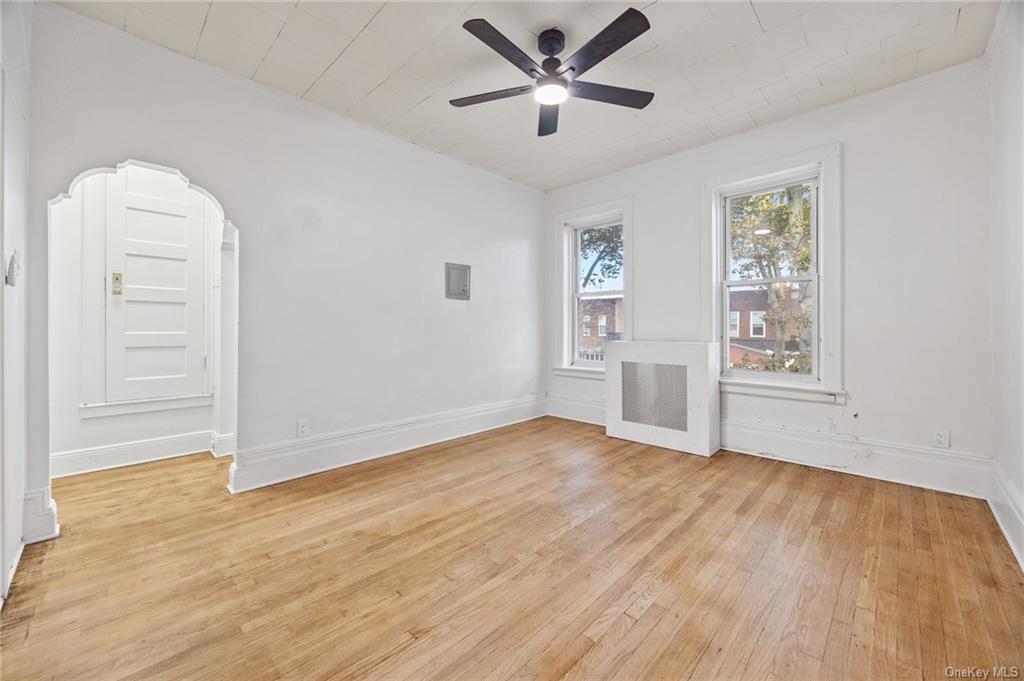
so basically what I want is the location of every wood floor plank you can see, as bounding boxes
[1,417,1020,681]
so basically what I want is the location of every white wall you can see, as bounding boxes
[28,7,545,491]
[1,0,32,600]
[545,61,994,497]
[987,1,1024,563]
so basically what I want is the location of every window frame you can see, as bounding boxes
[557,198,633,373]
[598,315,607,337]
[701,145,844,400]
[728,310,740,338]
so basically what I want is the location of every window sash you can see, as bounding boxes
[574,223,624,295]
[721,178,820,382]
[723,178,818,285]
[572,220,623,367]
[572,293,622,366]
[721,274,819,380]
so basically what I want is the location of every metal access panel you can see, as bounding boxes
[445,262,471,300]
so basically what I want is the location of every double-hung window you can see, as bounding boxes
[572,220,623,366]
[716,150,835,385]
[722,177,819,378]
[707,146,841,397]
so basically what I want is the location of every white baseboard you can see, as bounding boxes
[989,459,1024,571]
[22,487,60,544]
[212,432,237,458]
[228,396,547,493]
[51,431,214,477]
[544,396,991,500]
[721,417,991,500]
[546,394,605,426]
[2,541,25,606]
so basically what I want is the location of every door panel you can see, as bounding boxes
[105,167,206,401]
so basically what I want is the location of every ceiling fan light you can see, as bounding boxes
[534,80,568,105]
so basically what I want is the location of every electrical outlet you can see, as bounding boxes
[930,428,950,449]
[296,419,311,438]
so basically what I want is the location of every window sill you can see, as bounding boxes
[552,366,606,381]
[80,394,214,419]
[720,378,846,404]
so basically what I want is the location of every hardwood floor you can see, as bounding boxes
[2,416,1021,680]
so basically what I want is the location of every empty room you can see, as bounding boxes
[1,0,1022,679]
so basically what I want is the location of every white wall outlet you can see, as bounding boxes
[930,428,950,449]
[296,419,311,438]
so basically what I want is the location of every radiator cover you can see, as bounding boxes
[605,341,720,456]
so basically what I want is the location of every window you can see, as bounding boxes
[572,220,624,366]
[705,145,842,396]
[749,311,766,338]
[723,178,816,376]
[728,311,740,337]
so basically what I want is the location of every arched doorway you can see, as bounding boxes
[46,160,238,485]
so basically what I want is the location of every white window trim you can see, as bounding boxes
[557,198,633,372]
[749,310,766,338]
[701,145,844,399]
[598,315,607,337]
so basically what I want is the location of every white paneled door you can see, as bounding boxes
[105,165,207,401]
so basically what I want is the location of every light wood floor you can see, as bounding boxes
[2,417,1021,680]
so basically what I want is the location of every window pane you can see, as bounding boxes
[577,297,622,363]
[727,282,814,374]
[728,311,740,337]
[578,224,624,293]
[728,182,814,280]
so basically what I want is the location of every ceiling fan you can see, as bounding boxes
[449,8,655,136]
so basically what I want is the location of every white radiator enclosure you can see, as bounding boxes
[605,341,720,457]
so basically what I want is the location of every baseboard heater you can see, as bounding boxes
[605,341,720,456]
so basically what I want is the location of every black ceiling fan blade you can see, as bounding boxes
[463,19,545,79]
[538,104,559,136]
[557,8,650,80]
[569,81,654,109]
[450,84,534,108]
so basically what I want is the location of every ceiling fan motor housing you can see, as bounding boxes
[538,28,565,57]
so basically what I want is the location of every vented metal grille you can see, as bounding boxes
[621,361,688,432]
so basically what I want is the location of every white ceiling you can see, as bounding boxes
[64,1,1001,190]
